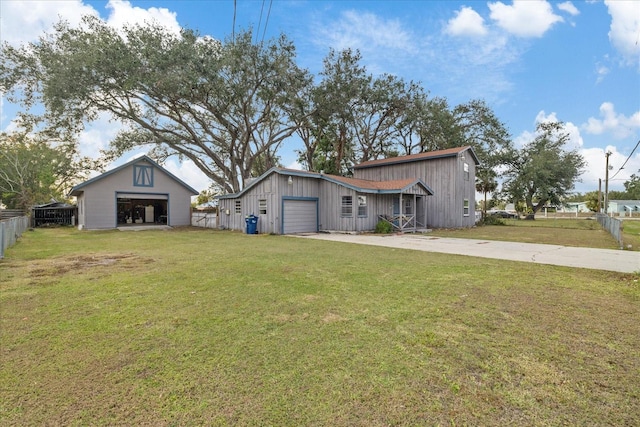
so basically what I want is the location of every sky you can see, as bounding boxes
[1,0,639,196]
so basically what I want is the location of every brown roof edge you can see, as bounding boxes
[353,146,479,169]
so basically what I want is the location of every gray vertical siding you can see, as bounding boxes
[219,173,321,234]
[354,155,476,228]
[219,171,433,234]
[76,160,196,229]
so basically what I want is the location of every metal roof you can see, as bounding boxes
[353,146,480,169]
[217,167,434,199]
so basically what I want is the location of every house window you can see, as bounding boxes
[463,199,470,217]
[133,165,153,187]
[259,199,267,215]
[357,195,367,217]
[404,198,412,215]
[463,162,469,181]
[341,196,353,217]
[235,200,241,214]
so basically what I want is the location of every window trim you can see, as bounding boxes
[463,199,470,217]
[258,199,267,215]
[357,195,367,217]
[133,165,154,187]
[234,200,241,214]
[341,195,353,217]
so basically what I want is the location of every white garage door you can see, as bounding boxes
[283,199,318,234]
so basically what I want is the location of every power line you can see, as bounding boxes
[256,0,265,44]
[610,138,640,180]
[260,0,273,45]
[232,0,237,41]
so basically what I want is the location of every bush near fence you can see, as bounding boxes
[1,216,30,258]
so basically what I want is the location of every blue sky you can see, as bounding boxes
[1,0,639,194]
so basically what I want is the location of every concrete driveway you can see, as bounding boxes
[296,233,640,274]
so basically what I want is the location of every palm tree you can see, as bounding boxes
[475,167,498,220]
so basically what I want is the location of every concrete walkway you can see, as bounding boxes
[297,233,640,274]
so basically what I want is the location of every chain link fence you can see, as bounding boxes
[1,216,30,258]
[596,213,623,249]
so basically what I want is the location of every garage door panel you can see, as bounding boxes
[283,199,317,234]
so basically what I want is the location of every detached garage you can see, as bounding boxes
[69,155,198,230]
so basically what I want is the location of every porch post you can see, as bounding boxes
[413,193,418,232]
[399,192,404,231]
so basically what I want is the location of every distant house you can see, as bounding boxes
[608,200,640,217]
[69,156,198,230]
[563,202,590,213]
[217,146,478,234]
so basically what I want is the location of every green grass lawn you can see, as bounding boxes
[621,219,640,251]
[1,228,639,426]
[430,218,627,249]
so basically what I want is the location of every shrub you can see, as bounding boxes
[375,220,394,234]
[481,215,506,226]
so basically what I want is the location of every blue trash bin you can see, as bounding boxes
[245,214,258,234]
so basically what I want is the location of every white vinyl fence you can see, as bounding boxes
[1,216,30,258]
[596,213,623,249]
[192,212,218,229]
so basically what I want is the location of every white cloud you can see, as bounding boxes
[557,2,579,16]
[77,112,123,158]
[604,0,640,68]
[446,7,488,37]
[315,10,415,54]
[488,0,564,38]
[0,0,181,46]
[164,159,211,193]
[579,146,640,192]
[0,0,98,46]
[595,62,610,83]
[582,102,640,139]
[513,110,639,192]
[104,0,181,35]
[533,110,584,148]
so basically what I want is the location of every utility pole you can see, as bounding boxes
[598,178,602,213]
[604,151,611,214]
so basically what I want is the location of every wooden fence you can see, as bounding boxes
[192,212,218,229]
[1,216,30,259]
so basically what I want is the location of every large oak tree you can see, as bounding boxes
[502,121,586,216]
[1,16,311,193]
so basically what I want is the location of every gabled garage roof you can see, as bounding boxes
[69,155,198,197]
[353,146,480,170]
[217,167,434,199]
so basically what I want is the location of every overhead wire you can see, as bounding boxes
[260,0,273,45]
[232,0,237,41]
[255,0,265,44]
[609,138,640,180]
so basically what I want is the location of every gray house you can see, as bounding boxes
[69,156,198,229]
[217,146,478,234]
[354,146,479,229]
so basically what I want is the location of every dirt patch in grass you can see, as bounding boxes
[21,253,155,286]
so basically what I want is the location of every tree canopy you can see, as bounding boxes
[2,15,514,193]
[0,131,93,210]
[1,16,311,193]
[623,173,640,199]
[502,121,586,216]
